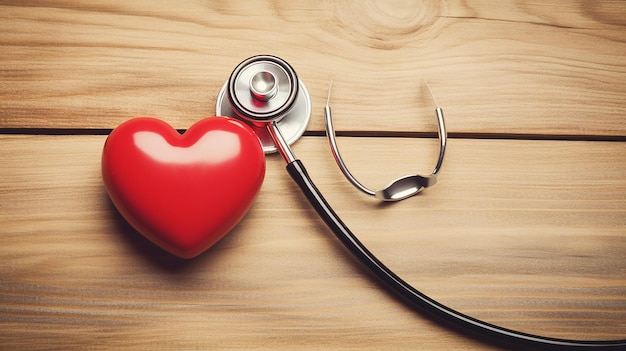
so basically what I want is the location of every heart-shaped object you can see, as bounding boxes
[102,117,265,259]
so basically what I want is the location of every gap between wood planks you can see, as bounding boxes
[1,128,626,142]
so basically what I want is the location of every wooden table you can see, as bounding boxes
[1,1,625,350]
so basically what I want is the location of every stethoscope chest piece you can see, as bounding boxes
[212,55,626,350]
[216,55,311,154]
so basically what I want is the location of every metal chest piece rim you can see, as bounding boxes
[216,55,311,154]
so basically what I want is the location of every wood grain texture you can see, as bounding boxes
[1,136,625,350]
[1,0,625,350]
[1,0,625,136]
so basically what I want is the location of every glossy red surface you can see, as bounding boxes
[102,117,265,259]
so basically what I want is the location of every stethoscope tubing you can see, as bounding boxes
[226,54,626,350]
[285,158,626,350]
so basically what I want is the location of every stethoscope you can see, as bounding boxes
[216,55,626,350]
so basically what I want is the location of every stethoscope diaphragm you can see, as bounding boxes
[215,55,311,154]
[214,55,626,348]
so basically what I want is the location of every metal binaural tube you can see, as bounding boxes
[323,80,446,201]
[324,104,376,196]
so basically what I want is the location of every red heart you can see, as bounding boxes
[102,117,265,259]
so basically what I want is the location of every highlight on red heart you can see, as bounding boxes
[102,117,266,259]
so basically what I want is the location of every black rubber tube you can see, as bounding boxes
[286,159,626,350]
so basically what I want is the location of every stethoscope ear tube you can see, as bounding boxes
[285,158,626,350]
[223,54,625,350]
[323,81,447,202]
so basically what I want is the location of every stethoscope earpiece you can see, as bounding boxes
[324,81,446,201]
[214,55,626,349]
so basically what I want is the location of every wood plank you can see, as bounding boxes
[1,1,625,136]
[1,135,624,350]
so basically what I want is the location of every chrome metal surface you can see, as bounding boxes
[374,174,436,201]
[267,120,296,163]
[433,106,446,175]
[216,58,311,154]
[324,80,375,195]
[227,55,297,121]
[324,81,447,201]
[250,71,278,101]
[324,105,375,197]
